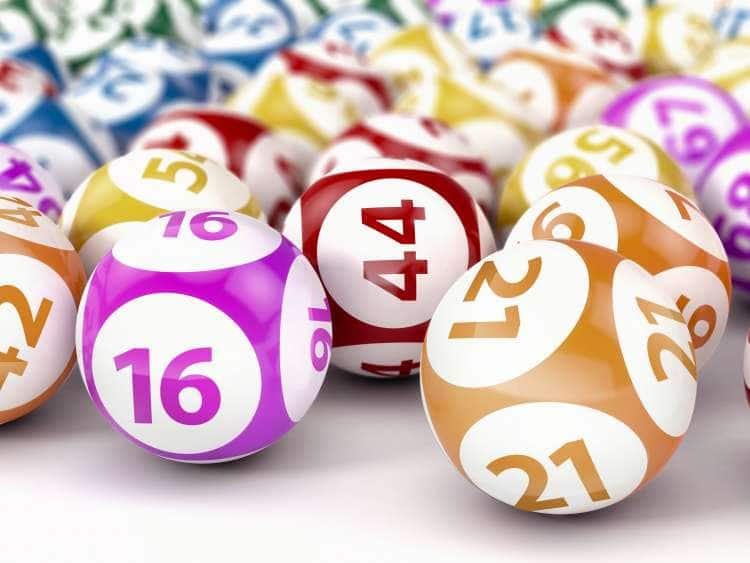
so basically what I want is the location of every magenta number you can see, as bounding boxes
[714,172,750,259]
[114,347,221,425]
[308,300,332,372]
[161,211,239,241]
[653,98,719,165]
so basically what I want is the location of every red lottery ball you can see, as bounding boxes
[309,113,495,215]
[283,158,496,378]
[131,107,302,228]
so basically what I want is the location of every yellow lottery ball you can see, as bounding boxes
[368,24,478,93]
[642,4,717,74]
[397,71,541,203]
[227,68,360,176]
[60,149,265,273]
[694,38,750,116]
[498,124,694,232]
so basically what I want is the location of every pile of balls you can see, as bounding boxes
[2,0,750,515]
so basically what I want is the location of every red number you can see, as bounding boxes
[361,199,425,244]
[363,251,428,301]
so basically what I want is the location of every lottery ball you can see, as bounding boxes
[601,75,747,185]
[77,209,331,462]
[541,0,647,80]
[640,4,716,75]
[249,39,393,116]
[227,67,360,177]
[488,40,621,134]
[65,48,209,153]
[368,24,478,92]
[0,194,86,425]
[745,331,750,405]
[131,107,302,228]
[202,0,298,94]
[498,124,693,231]
[309,113,495,215]
[0,62,116,197]
[61,148,265,274]
[448,3,539,70]
[283,157,496,378]
[507,174,731,368]
[693,39,750,118]
[305,6,402,55]
[396,71,541,191]
[0,143,64,222]
[421,238,698,514]
[695,126,750,295]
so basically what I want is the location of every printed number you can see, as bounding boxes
[531,202,585,240]
[161,211,238,241]
[449,257,542,339]
[114,347,220,426]
[0,159,43,194]
[487,439,611,512]
[360,359,420,378]
[665,189,699,220]
[714,214,750,259]
[637,298,698,382]
[361,200,429,301]
[142,152,208,194]
[0,286,53,390]
[0,195,41,227]
[308,303,332,372]
[652,98,718,165]
[575,130,634,164]
[675,295,716,351]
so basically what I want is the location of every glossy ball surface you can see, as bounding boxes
[77,210,331,462]
[422,238,698,514]
[498,125,693,231]
[305,6,401,55]
[131,107,301,228]
[309,113,494,214]
[601,75,747,184]
[0,194,86,425]
[61,148,265,274]
[283,158,496,378]
[0,143,64,222]
[489,41,621,134]
[507,174,731,368]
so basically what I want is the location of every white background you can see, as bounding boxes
[4,299,750,562]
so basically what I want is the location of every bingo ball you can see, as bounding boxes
[202,0,298,93]
[227,68,360,176]
[0,143,64,221]
[283,157,496,378]
[601,76,747,184]
[488,41,621,134]
[422,238,698,514]
[131,107,302,228]
[0,59,116,197]
[0,194,86,425]
[65,49,209,152]
[507,174,731,368]
[250,39,393,116]
[641,4,716,74]
[309,113,495,215]
[77,209,331,462]
[396,71,541,190]
[498,124,693,231]
[305,6,401,55]
[368,24,478,92]
[695,126,750,295]
[61,148,265,274]
[693,39,750,117]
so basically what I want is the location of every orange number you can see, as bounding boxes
[0,195,41,227]
[638,297,698,382]
[531,202,586,240]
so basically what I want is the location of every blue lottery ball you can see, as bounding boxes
[714,5,750,41]
[306,6,401,55]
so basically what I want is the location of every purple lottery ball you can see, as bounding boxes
[77,210,332,463]
[0,143,64,221]
[600,75,747,184]
[696,126,750,294]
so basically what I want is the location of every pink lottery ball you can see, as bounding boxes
[77,210,332,463]
[0,143,64,221]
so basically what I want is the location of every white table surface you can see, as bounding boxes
[5,298,750,563]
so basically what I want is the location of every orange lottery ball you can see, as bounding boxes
[507,174,731,369]
[0,195,86,424]
[421,239,698,514]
